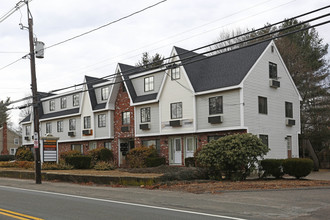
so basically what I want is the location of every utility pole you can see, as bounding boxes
[27,1,41,184]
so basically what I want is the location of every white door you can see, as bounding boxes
[185,137,195,158]
[174,138,182,164]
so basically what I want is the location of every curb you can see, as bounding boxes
[0,170,161,186]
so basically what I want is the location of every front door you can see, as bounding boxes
[174,138,182,164]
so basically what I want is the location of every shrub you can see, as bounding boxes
[42,162,73,170]
[283,158,314,179]
[126,146,158,168]
[145,157,166,167]
[94,161,115,170]
[185,157,195,167]
[60,150,81,160]
[15,147,34,161]
[161,167,209,181]
[196,133,269,180]
[260,159,284,179]
[14,161,34,169]
[0,155,15,161]
[65,155,91,169]
[88,147,113,166]
[0,161,16,167]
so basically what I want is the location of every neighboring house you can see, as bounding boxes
[21,40,301,166]
[0,123,21,156]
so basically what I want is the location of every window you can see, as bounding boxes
[104,142,111,150]
[89,141,97,150]
[258,96,268,114]
[209,96,223,115]
[84,116,91,129]
[207,135,225,142]
[14,138,19,145]
[71,144,83,154]
[98,114,106,127]
[69,119,76,131]
[285,102,293,118]
[25,125,31,136]
[259,134,269,147]
[10,148,17,155]
[46,122,52,133]
[73,94,79,106]
[122,112,130,125]
[269,62,277,79]
[49,100,55,111]
[57,121,63,132]
[140,107,151,123]
[171,67,180,80]
[144,76,154,92]
[171,102,182,119]
[60,97,67,109]
[142,139,160,154]
[101,87,109,101]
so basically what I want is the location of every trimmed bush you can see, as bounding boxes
[260,159,284,179]
[196,133,269,180]
[88,147,113,166]
[0,155,15,161]
[185,157,195,167]
[15,147,34,161]
[145,157,166,167]
[94,161,115,170]
[60,150,81,160]
[126,146,158,168]
[283,158,314,179]
[42,162,73,170]
[65,155,91,169]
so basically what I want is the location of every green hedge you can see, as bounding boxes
[260,159,284,179]
[145,157,166,167]
[283,158,314,179]
[0,155,15,161]
[185,157,195,167]
[65,155,91,169]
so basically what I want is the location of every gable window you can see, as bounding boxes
[209,96,223,115]
[61,97,67,109]
[98,114,106,127]
[49,100,55,111]
[259,134,269,147]
[171,102,182,119]
[69,119,76,131]
[258,96,268,114]
[285,102,293,118]
[269,62,277,79]
[25,125,31,136]
[73,94,79,106]
[122,112,130,125]
[101,87,109,101]
[171,67,180,80]
[141,107,151,123]
[46,122,52,133]
[144,76,154,92]
[14,138,19,145]
[57,121,63,132]
[84,116,91,129]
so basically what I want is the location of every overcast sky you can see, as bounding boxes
[1,0,329,129]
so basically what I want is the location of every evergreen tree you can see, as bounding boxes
[0,97,10,127]
[136,52,164,69]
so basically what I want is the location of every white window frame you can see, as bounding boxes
[171,102,182,119]
[101,87,109,101]
[69,119,76,131]
[46,122,52,133]
[140,107,151,123]
[144,76,154,92]
[209,96,223,115]
[14,138,19,145]
[171,67,180,80]
[98,114,106,127]
[57,121,63,132]
[49,100,55,111]
[84,116,91,129]
[60,97,67,109]
[73,94,79,107]
[122,112,130,125]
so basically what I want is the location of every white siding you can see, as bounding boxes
[80,90,95,140]
[94,111,110,138]
[196,89,241,131]
[135,103,160,136]
[131,71,164,96]
[42,93,81,114]
[243,42,300,159]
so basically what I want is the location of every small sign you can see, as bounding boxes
[34,132,39,148]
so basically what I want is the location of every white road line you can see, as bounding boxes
[0,185,246,220]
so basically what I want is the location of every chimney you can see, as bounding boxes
[1,122,8,155]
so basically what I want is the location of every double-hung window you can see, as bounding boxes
[209,96,223,115]
[140,107,151,123]
[269,62,277,79]
[285,102,293,118]
[101,87,109,101]
[25,125,31,136]
[122,112,130,125]
[69,119,76,131]
[60,97,67,109]
[46,122,52,133]
[259,134,269,147]
[258,96,268,114]
[84,116,91,129]
[98,114,106,127]
[57,121,63,132]
[171,102,182,119]
[144,76,154,92]
[171,67,180,80]
[49,100,55,111]
[73,94,79,106]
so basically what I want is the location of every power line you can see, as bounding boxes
[0,0,32,23]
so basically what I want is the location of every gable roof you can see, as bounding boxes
[85,75,109,110]
[175,40,271,93]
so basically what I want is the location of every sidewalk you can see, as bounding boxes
[307,169,330,181]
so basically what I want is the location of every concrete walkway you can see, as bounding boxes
[306,169,330,181]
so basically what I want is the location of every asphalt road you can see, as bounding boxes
[0,178,329,220]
